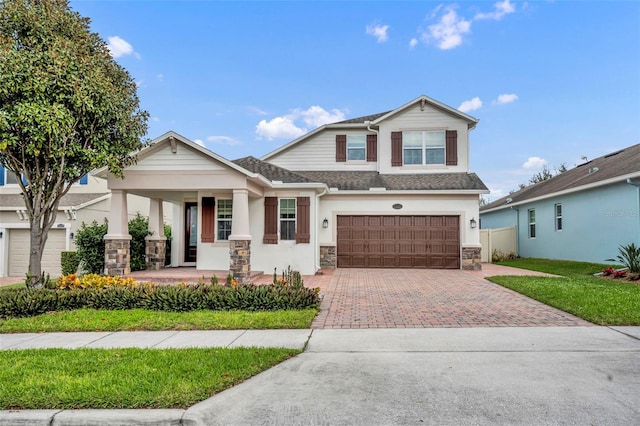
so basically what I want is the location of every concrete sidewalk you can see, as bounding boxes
[1,326,639,425]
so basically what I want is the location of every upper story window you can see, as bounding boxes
[403,131,445,165]
[5,170,20,185]
[528,209,536,238]
[555,203,562,231]
[217,199,233,240]
[279,198,296,240]
[0,166,88,186]
[347,135,366,161]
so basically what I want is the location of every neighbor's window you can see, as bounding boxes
[347,135,366,161]
[6,171,19,185]
[279,198,296,240]
[403,130,445,165]
[555,203,562,231]
[217,199,233,240]
[528,209,536,238]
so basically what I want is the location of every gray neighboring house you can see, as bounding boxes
[480,143,640,263]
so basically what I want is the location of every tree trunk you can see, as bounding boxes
[26,221,48,289]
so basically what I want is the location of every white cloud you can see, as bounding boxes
[256,116,306,141]
[156,74,164,82]
[458,97,483,113]
[247,106,268,116]
[193,139,206,147]
[206,135,241,146]
[425,6,471,50]
[523,156,547,169]
[107,36,135,58]
[495,93,519,104]
[409,38,418,49]
[475,0,516,21]
[256,105,347,141]
[366,24,389,43]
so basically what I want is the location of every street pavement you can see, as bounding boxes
[1,326,639,425]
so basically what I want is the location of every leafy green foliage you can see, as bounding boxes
[606,243,640,274]
[0,0,148,288]
[128,213,150,271]
[60,251,80,275]
[74,220,108,274]
[0,283,321,319]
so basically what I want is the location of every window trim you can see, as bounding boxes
[555,203,562,232]
[279,198,296,241]
[402,130,446,166]
[528,208,536,239]
[216,199,233,241]
[346,135,366,162]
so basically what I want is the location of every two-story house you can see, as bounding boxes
[98,95,488,282]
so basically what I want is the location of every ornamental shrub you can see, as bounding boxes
[74,220,108,274]
[60,252,80,276]
[128,213,151,271]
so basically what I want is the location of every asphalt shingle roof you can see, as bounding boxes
[482,143,640,211]
[335,111,391,124]
[232,156,314,183]
[0,193,108,209]
[296,171,488,191]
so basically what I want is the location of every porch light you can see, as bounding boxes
[322,218,329,228]
[470,217,477,229]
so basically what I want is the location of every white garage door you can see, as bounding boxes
[8,229,66,278]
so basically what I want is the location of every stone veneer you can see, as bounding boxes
[320,245,336,269]
[229,240,251,285]
[104,239,131,275]
[461,246,482,271]
[145,239,166,271]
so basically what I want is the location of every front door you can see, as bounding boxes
[184,202,198,262]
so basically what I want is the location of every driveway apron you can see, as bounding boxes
[311,268,591,328]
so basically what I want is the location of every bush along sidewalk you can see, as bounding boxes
[0,274,321,319]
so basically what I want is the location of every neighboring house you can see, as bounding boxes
[98,95,488,282]
[480,143,640,263]
[0,168,170,278]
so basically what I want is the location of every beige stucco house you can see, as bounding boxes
[98,95,489,282]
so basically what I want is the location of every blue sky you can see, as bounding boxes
[70,0,640,200]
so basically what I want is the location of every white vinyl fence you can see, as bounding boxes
[479,226,517,262]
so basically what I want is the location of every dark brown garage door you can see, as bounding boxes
[337,215,460,269]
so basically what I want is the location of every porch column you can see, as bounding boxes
[104,189,131,275]
[145,198,167,271]
[229,189,252,284]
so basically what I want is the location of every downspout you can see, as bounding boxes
[511,206,520,256]
[365,121,380,173]
[315,187,328,271]
[626,178,640,244]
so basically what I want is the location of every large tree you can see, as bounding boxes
[0,0,148,288]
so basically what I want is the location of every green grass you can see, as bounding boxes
[0,308,318,333]
[0,347,300,409]
[0,283,25,290]
[489,258,640,325]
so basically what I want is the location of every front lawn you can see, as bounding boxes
[489,258,640,325]
[0,347,299,409]
[0,308,318,333]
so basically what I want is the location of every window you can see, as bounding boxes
[555,203,562,231]
[279,198,296,240]
[6,171,19,185]
[347,135,366,161]
[402,131,445,165]
[528,209,536,238]
[217,199,233,240]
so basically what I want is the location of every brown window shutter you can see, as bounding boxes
[336,135,347,162]
[263,197,278,244]
[295,197,310,243]
[201,197,216,242]
[391,131,403,166]
[446,130,458,165]
[366,134,377,162]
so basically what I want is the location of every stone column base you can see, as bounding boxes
[145,238,166,271]
[229,240,251,285]
[461,246,482,270]
[320,245,336,269]
[104,239,131,275]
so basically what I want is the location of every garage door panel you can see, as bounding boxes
[337,215,460,269]
[8,229,65,277]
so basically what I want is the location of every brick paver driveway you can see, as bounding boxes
[309,268,591,329]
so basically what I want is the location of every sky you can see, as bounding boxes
[70,0,640,201]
